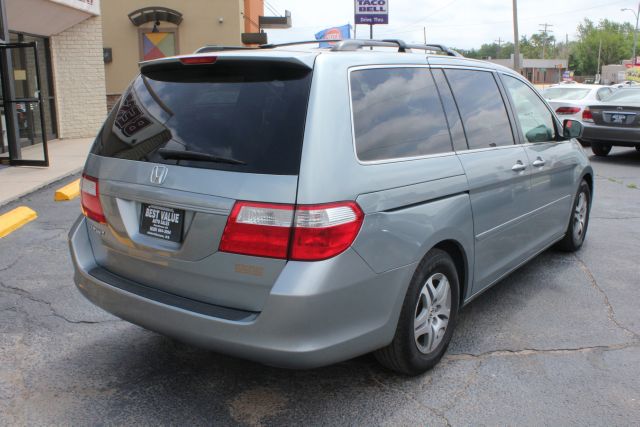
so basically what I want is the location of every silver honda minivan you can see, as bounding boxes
[69,40,593,375]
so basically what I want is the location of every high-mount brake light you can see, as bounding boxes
[582,108,594,122]
[80,174,106,223]
[179,56,217,65]
[219,201,364,261]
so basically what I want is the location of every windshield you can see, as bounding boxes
[602,89,640,104]
[91,61,312,175]
[542,87,591,101]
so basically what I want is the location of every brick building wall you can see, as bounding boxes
[50,15,107,139]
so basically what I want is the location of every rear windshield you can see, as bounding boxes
[602,88,640,103]
[91,61,312,175]
[542,87,591,101]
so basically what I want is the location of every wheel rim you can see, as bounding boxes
[572,191,588,242]
[414,272,451,354]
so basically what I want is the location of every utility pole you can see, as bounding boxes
[423,26,427,44]
[596,38,602,76]
[495,37,503,58]
[538,23,553,59]
[513,0,520,72]
[622,3,640,65]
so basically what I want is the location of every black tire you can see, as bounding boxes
[578,139,590,147]
[374,249,460,375]
[556,180,591,252]
[591,142,612,156]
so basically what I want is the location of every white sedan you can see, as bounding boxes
[542,84,615,122]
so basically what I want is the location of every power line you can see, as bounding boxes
[264,1,280,16]
[538,23,554,59]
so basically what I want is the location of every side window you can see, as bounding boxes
[502,75,556,143]
[444,69,515,149]
[350,67,452,162]
[431,69,468,152]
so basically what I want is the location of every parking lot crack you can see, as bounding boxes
[0,280,120,326]
[446,342,639,361]
[368,368,452,426]
[573,254,640,340]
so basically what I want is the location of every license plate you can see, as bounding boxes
[139,203,185,243]
[611,114,626,123]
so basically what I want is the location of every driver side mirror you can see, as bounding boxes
[563,119,583,139]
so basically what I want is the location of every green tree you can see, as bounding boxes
[571,19,633,75]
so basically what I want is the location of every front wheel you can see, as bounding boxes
[556,180,591,252]
[591,142,612,156]
[374,249,460,375]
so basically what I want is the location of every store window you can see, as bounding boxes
[140,29,177,61]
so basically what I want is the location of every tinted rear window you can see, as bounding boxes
[350,67,452,162]
[91,61,312,175]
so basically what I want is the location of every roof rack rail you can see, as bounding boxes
[258,39,337,49]
[195,45,256,53]
[193,39,463,57]
[330,39,463,57]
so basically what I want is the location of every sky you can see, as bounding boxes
[263,0,637,50]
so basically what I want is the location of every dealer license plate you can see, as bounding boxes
[139,203,184,243]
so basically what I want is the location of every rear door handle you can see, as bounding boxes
[512,161,527,172]
[532,158,546,167]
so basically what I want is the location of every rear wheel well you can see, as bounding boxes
[433,240,467,306]
[583,173,593,200]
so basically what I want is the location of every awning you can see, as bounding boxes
[5,0,100,37]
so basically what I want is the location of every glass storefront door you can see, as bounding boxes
[0,41,49,166]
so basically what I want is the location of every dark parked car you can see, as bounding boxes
[581,88,640,156]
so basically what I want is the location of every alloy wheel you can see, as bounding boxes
[414,272,451,354]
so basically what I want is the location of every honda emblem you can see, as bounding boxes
[150,165,168,185]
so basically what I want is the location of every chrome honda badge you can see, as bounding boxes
[150,165,168,185]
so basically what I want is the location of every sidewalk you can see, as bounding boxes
[0,138,92,206]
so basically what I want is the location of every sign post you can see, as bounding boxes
[354,0,389,41]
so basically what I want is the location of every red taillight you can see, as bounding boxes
[219,201,364,261]
[219,202,294,259]
[80,174,106,223]
[582,108,594,122]
[556,106,581,115]
[290,202,364,261]
[179,56,217,65]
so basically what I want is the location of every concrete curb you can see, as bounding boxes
[0,167,83,207]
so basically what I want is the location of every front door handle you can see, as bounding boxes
[512,161,527,172]
[532,158,546,167]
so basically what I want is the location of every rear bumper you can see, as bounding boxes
[69,216,414,369]
[581,123,640,145]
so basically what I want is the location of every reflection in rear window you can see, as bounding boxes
[603,89,640,103]
[92,61,312,175]
[350,67,452,161]
[542,87,591,101]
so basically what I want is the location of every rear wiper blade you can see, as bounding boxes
[158,148,246,165]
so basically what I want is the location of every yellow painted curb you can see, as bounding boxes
[54,179,81,201]
[0,206,37,238]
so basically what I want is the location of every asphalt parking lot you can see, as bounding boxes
[1,147,639,426]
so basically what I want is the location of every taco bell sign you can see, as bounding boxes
[355,0,388,25]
